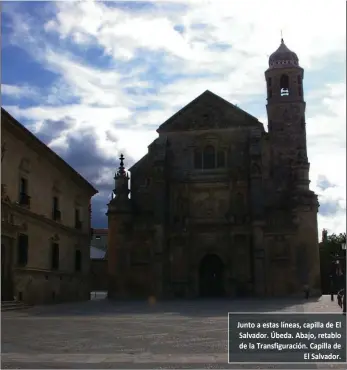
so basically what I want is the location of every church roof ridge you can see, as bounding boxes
[157,90,261,133]
[204,90,261,124]
[129,153,148,171]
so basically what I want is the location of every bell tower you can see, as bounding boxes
[265,38,309,191]
[107,154,132,299]
[264,39,321,296]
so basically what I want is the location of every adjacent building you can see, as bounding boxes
[91,228,108,252]
[90,229,108,291]
[1,108,98,304]
[107,39,321,299]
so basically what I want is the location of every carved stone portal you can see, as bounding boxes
[192,190,228,218]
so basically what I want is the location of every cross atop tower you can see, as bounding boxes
[117,154,126,176]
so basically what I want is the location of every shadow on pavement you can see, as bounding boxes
[16,296,325,318]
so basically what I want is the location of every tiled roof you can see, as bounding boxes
[93,228,108,235]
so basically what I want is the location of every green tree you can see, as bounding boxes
[319,231,346,293]
[327,233,346,245]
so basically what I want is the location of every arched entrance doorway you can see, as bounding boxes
[199,254,225,297]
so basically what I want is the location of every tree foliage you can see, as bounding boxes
[327,233,346,245]
[320,231,346,293]
[321,232,346,255]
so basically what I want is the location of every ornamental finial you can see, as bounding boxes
[118,154,125,176]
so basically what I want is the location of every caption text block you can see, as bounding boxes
[228,313,346,363]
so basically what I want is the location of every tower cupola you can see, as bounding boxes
[265,39,304,102]
[268,39,299,69]
[107,154,131,214]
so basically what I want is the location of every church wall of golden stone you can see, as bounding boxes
[108,84,321,298]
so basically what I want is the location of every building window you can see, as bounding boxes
[194,146,226,170]
[20,177,28,194]
[194,149,203,169]
[17,234,28,266]
[268,77,272,87]
[268,89,272,99]
[298,86,302,97]
[75,208,82,229]
[19,178,30,206]
[51,243,59,270]
[52,196,61,221]
[203,145,215,169]
[280,74,290,96]
[75,250,82,272]
[297,75,302,84]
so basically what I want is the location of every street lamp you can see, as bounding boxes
[341,242,346,285]
[330,253,340,301]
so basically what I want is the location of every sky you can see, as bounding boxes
[2,0,346,237]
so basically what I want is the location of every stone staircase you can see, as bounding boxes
[1,300,31,312]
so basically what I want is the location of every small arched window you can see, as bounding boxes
[203,145,215,169]
[297,75,302,84]
[194,145,226,170]
[280,74,290,96]
[268,77,272,87]
[51,243,59,270]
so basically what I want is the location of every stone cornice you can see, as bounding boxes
[13,267,89,277]
[5,200,90,240]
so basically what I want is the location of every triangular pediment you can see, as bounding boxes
[157,90,262,133]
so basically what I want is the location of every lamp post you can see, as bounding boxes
[330,273,334,301]
[330,253,339,301]
[341,242,346,314]
[340,242,346,287]
[341,242,346,286]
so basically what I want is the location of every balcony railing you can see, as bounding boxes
[19,193,31,207]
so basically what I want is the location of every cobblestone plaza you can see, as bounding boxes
[1,296,345,369]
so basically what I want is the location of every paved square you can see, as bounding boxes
[1,295,345,369]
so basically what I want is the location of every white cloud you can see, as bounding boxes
[2,0,346,232]
[2,84,39,99]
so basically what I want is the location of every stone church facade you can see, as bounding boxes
[107,40,321,299]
